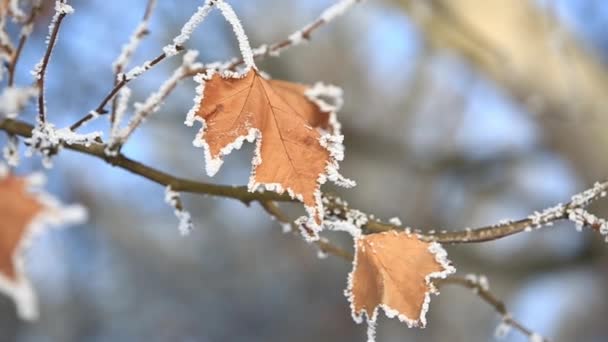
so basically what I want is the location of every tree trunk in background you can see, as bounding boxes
[395,0,608,182]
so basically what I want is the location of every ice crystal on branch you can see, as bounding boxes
[26,123,102,168]
[162,0,215,57]
[164,186,193,236]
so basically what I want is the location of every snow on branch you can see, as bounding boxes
[164,186,193,236]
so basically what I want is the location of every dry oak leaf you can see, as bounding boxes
[347,230,455,329]
[0,170,86,320]
[186,69,352,232]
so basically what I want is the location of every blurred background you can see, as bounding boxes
[2,0,608,341]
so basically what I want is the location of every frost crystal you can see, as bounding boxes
[164,186,193,236]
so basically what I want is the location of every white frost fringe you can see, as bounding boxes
[164,186,193,236]
[344,232,456,342]
[0,168,87,320]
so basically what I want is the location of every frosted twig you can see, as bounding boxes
[25,122,102,168]
[69,49,181,131]
[33,0,73,125]
[110,0,156,126]
[225,0,363,70]
[112,0,156,75]
[8,0,42,86]
[162,0,215,57]
[216,0,255,69]
[2,118,607,248]
[0,9,14,64]
[108,86,131,143]
[434,276,547,341]
[164,186,193,235]
[71,0,217,131]
[108,50,202,153]
[7,0,26,22]
[259,200,353,260]
[325,181,608,244]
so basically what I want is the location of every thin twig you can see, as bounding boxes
[1,118,290,203]
[36,0,71,124]
[7,1,41,86]
[260,200,353,260]
[110,0,157,125]
[70,48,182,131]
[1,117,606,246]
[434,276,543,340]
[225,0,363,70]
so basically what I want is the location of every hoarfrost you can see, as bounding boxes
[163,0,214,57]
[112,0,157,73]
[216,0,255,69]
[26,123,102,167]
[164,186,193,236]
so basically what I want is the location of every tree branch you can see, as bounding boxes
[0,118,290,203]
[2,117,607,246]
[434,276,546,341]
[35,0,71,124]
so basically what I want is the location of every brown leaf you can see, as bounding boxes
[0,171,86,320]
[347,230,455,329]
[188,69,351,230]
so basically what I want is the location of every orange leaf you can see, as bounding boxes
[187,69,352,233]
[346,230,455,330]
[0,170,86,320]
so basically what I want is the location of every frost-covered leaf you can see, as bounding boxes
[0,169,86,320]
[346,231,455,332]
[187,69,352,233]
